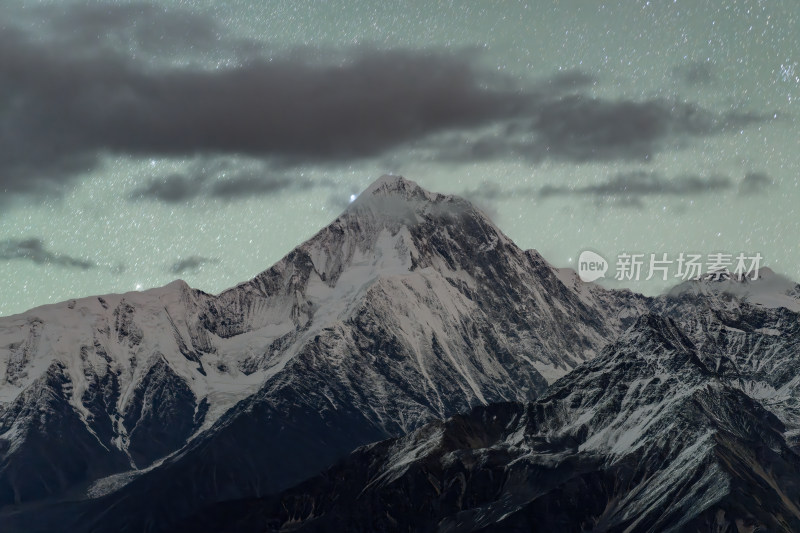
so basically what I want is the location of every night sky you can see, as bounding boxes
[1,0,798,316]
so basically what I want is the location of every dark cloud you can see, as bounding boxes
[0,2,771,202]
[460,181,537,202]
[0,238,94,269]
[210,176,314,200]
[170,256,219,275]
[1,13,531,198]
[462,182,515,202]
[529,97,760,162]
[672,60,716,86]
[130,158,323,202]
[431,97,767,164]
[539,171,732,205]
[9,3,262,66]
[134,174,200,203]
[539,69,598,92]
[455,182,542,220]
[458,182,513,220]
[740,171,774,194]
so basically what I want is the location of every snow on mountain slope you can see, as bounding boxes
[0,280,232,504]
[0,176,648,522]
[666,266,800,313]
[179,314,800,533]
[652,274,800,449]
[0,280,264,433]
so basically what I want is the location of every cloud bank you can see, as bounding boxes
[169,256,220,275]
[0,239,94,269]
[538,171,733,207]
[0,2,772,203]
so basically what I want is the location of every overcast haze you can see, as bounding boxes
[1,0,798,316]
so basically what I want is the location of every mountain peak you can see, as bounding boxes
[361,175,427,197]
[353,174,451,208]
[341,174,475,232]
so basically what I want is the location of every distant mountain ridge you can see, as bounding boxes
[1,176,654,532]
[175,312,800,533]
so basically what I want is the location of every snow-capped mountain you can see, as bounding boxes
[0,176,650,531]
[180,313,800,532]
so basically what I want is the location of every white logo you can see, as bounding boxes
[578,250,608,282]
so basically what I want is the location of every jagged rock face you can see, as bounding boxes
[181,315,800,533]
[0,361,131,505]
[0,283,219,507]
[0,176,646,528]
[121,358,199,467]
[652,281,800,447]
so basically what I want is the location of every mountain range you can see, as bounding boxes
[1,176,799,532]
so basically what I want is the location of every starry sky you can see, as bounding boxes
[1,0,798,316]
